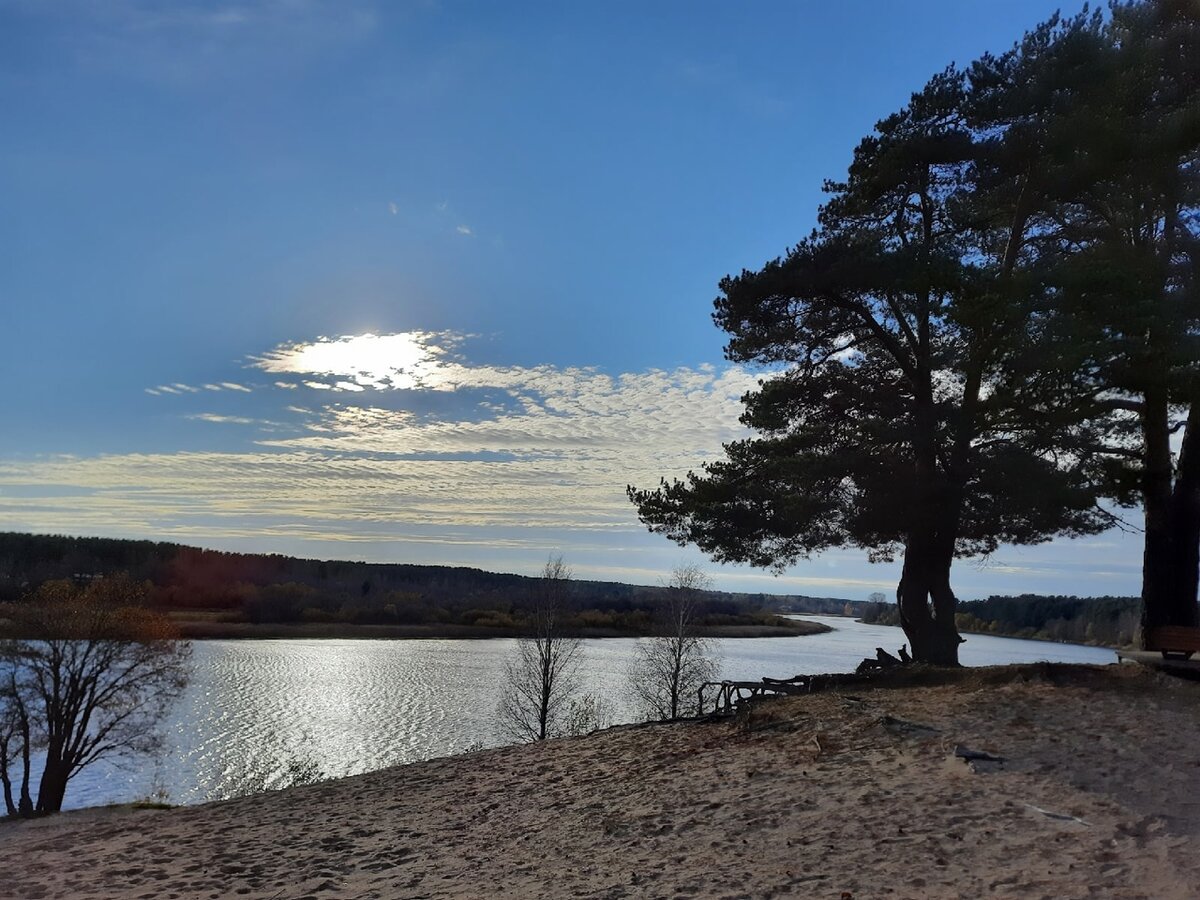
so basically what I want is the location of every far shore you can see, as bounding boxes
[167,616,834,641]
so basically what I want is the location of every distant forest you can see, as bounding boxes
[860,594,1142,648]
[0,532,856,632]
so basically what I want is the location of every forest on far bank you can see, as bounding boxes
[0,532,1143,644]
[0,532,854,633]
[860,594,1142,648]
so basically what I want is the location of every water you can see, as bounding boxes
[63,616,1114,810]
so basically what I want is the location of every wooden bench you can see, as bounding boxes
[1144,626,1200,660]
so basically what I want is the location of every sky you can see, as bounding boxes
[0,0,1145,600]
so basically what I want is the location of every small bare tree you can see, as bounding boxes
[498,556,584,742]
[0,575,191,816]
[630,564,719,720]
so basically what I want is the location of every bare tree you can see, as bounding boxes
[629,564,719,720]
[0,575,191,816]
[497,556,584,742]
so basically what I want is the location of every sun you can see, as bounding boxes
[255,332,447,390]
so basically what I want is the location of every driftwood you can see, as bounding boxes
[855,645,910,674]
[954,743,1006,774]
[699,669,894,716]
[954,744,1005,764]
[697,657,937,717]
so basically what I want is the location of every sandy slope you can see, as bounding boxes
[3,663,1198,900]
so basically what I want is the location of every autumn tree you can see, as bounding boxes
[629,564,719,720]
[0,574,191,816]
[497,557,584,741]
[628,16,1118,666]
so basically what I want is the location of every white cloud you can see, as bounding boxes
[221,382,252,392]
[256,332,451,391]
[7,333,757,542]
[187,413,257,425]
[456,225,472,236]
[12,329,1140,597]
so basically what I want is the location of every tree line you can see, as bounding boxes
[860,593,1142,647]
[630,0,1200,664]
[0,531,834,633]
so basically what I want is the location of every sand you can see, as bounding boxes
[3,663,1199,900]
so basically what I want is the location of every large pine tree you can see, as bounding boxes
[629,36,1115,665]
[1047,0,1200,638]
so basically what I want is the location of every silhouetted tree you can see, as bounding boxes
[629,21,1115,665]
[497,557,583,741]
[988,0,1200,638]
[0,575,191,816]
[629,565,719,719]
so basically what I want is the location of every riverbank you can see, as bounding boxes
[4,662,1197,898]
[168,616,831,640]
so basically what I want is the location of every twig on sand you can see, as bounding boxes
[1025,804,1091,826]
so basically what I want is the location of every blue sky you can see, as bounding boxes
[0,0,1143,599]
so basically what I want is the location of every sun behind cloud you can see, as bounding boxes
[253,332,455,391]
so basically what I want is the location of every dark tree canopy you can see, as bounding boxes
[628,10,1151,665]
[0,575,191,816]
[1031,0,1200,635]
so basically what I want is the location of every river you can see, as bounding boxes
[63,615,1114,810]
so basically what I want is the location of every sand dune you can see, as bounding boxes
[3,663,1198,899]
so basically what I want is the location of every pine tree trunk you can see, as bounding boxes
[897,539,962,666]
[896,427,963,667]
[1164,405,1200,629]
[1139,393,1199,640]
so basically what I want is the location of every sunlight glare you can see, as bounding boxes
[255,332,447,391]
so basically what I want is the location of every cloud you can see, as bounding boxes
[12,329,1141,596]
[187,413,257,425]
[456,225,472,236]
[5,333,757,544]
[2,322,1148,598]
[255,332,452,391]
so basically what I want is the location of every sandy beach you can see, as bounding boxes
[3,663,1198,900]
